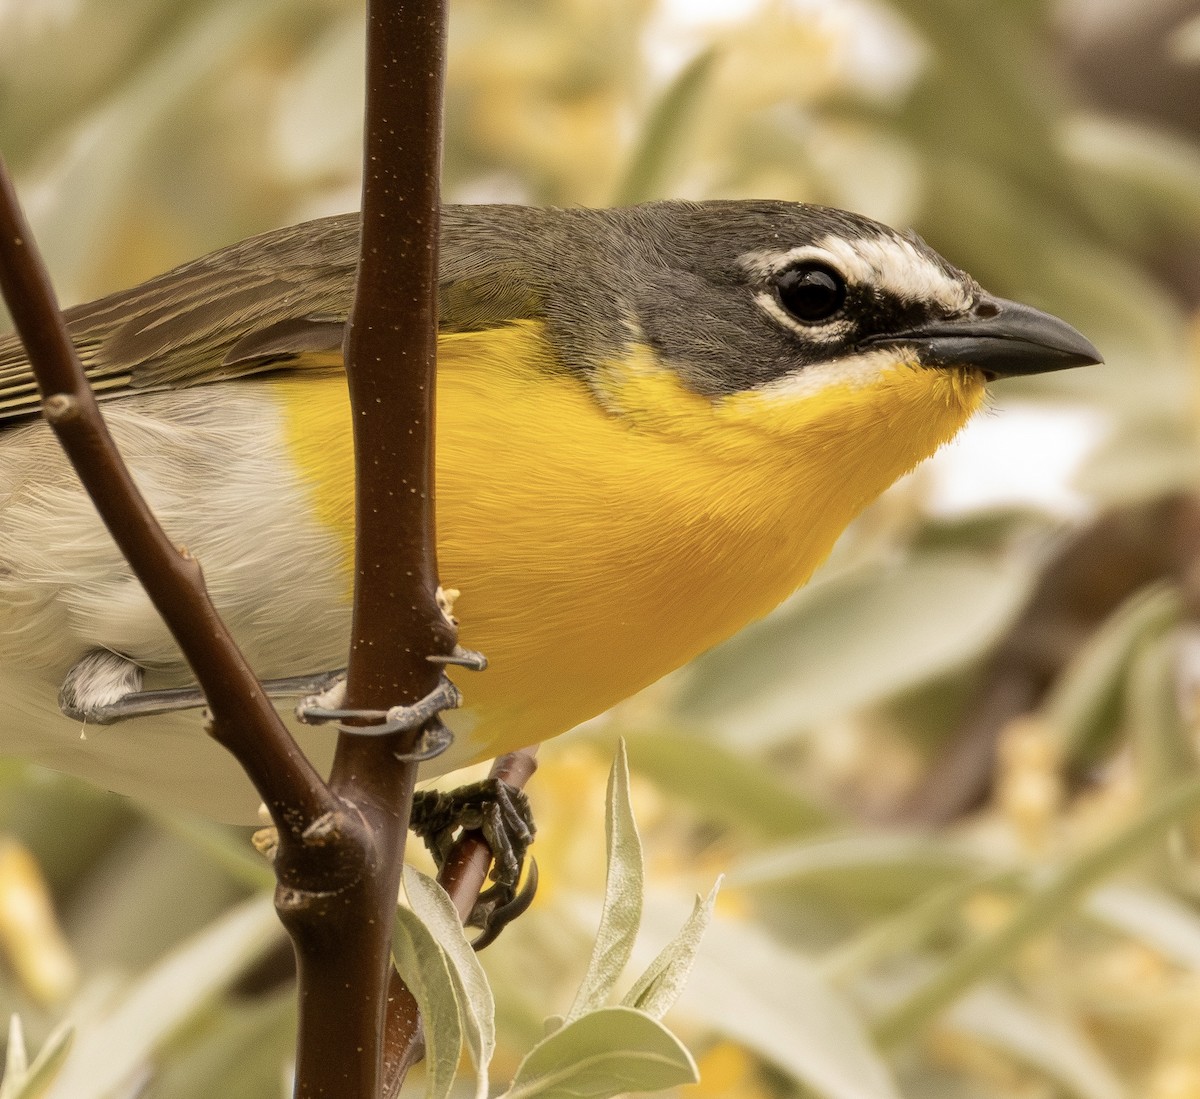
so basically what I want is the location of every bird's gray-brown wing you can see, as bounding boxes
[0,215,364,422]
[0,206,547,424]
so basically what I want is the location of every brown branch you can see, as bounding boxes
[2,3,505,1093]
[280,2,453,1096]
[0,162,338,843]
[0,143,412,1099]
[381,746,541,1098]
[338,0,454,719]
[0,139,401,1098]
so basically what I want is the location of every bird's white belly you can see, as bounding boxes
[0,384,479,820]
[0,386,351,674]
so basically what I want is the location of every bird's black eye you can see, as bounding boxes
[776,262,847,324]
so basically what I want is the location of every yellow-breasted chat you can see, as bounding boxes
[0,200,1099,821]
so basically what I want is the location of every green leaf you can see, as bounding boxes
[1064,115,1200,240]
[611,47,718,205]
[897,0,1060,191]
[0,1018,72,1099]
[1087,884,1200,970]
[617,728,837,839]
[404,866,495,1099]
[823,867,1020,985]
[1076,423,1200,504]
[151,813,275,891]
[68,827,253,974]
[1127,627,1196,797]
[392,904,464,1099]
[566,741,644,1022]
[658,907,900,1099]
[25,0,296,295]
[732,832,982,913]
[2,1016,28,1091]
[501,1007,697,1099]
[1042,584,1183,762]
[42,895,282,1099]
[947,986,1123,1099]
[875,779,1200,1046]
[622,880,719,1019]
[129,992,294,1099]
[676,553,1034,745]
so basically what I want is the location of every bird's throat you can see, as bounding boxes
[270,322,984,760]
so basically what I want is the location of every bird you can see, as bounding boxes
[0,200,1100,822]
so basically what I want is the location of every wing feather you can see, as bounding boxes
[0,206,546,423]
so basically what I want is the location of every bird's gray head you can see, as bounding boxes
[443,199,1100,400]
[609,201,1099,397]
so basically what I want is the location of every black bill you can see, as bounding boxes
[870,295,1102,379]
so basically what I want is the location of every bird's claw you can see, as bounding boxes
[427,645,488,671]
[296,672,461,753]
[469,859,539,951]
[410,777,537,947]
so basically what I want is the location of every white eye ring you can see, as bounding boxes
[753,289,852,342]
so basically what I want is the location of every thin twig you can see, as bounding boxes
[382,746,541,1097]
[0,161,337,843]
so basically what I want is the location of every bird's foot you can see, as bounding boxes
[294,647,484,758]
[295,670,461,732]
[426,644,489,672]
[56,650,351,724]
[55,647,484,737]
[410,778,538,948]
[295,670,467,761]
[59,650,184,723]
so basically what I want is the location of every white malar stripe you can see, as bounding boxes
[750,346,919,401]
[742,236,972,314]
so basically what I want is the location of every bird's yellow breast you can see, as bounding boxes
[270,321,984,761]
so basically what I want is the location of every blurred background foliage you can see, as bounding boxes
[3,0,1200,1095]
